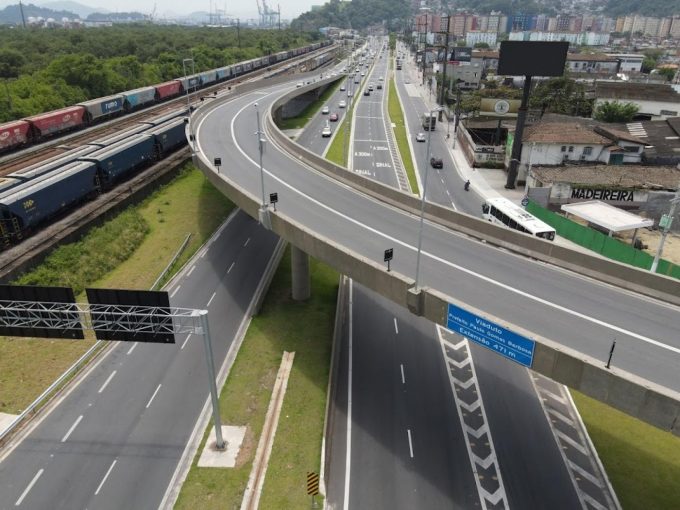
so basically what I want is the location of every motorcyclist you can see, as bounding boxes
[464,180,470,191]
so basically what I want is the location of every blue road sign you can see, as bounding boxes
[446,303,535,367]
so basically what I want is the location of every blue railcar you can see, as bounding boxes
[78,95,125,121]
[177,75,202,92]
[215,66,232,81]
[0,161,98,237]
[140,109,189,127]
[0,177,24,195]
[80,134,156,186]
[88,123,152,147]
[149,119,188,156]
[199,70,217,85]
[122,86,157,111]
[9,144,104,182]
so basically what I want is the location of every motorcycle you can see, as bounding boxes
[464,180,470,191]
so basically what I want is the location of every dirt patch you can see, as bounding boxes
[617,229,680,267]
[235,424,256,469]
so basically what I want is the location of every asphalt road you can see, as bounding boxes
[0,212,280,509]
[195,72,680,396]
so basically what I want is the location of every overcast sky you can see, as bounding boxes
[6,0,323,20]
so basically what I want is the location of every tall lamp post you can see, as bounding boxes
[253,103,267,211]
[414,106,442,291]
[651,182,680,273]
[183,58,196,152]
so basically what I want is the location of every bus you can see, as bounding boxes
[422,112,436,130]
[481,197,556,241]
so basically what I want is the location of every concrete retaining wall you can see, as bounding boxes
[192,82,680,436]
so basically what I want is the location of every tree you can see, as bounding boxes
[658,67,676,82]
[474,42,490,49]
[593,101,639,123]
[529,76,591,117]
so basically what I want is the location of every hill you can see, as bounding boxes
[0,2,78,23]
[291,0,410,32]
[39,1,105,18]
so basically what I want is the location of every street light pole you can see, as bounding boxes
[254,103,267,209]
[414,107,440,291]
[183,58,196,152]
[651,182,680,273]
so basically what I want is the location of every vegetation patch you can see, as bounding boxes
[176,248,337,510]
[278,79,342,130]
[387,77,419,194]
[572,391,680,509]
[0,165,233,415]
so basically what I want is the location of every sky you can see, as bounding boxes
[17,0,324,21]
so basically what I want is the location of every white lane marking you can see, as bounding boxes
[213,75,680,357]
[343,280,354,510]
[15,468,44,506]
[98,370,117,394]
[244,237,251,247]
[228,262,235,274]
[126,343,137,355]
[94,459,117,496]
[146,384,162,409]
[207,292,217,307]
[187,265,196,277]
[400,364,406,384]
[407,429,414,458]
[393,317,398,334]
[181,333,192,350]
[170,286,181,298]
[61,414,84,443]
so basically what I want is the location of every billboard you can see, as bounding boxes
[480,98,521,117]
[497,41,568,77]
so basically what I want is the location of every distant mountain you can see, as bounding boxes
[291,0,409,32]
[39,1,106,18]
[0,3,79,24]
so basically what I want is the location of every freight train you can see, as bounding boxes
[0,41,332,154]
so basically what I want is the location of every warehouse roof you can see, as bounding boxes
[595,81,680,102]
[561,201,654,232]
[532,164,680,190]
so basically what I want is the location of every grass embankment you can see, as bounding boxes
[176,248,338,510]
[278,79,343,130]
[572,392,680,508]
[387,77,419,194]
[0,165,234,415]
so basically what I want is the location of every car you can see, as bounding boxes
[329,112,339,121]
[322,106,330,114]
[376,83,383,90]
[354,78,360,84]
[416,132,426,142]
[340,85,346,91]
[430,156,443,168]
[360,72,365,77]
[363,90,370,96]
[379,76,384,81]
[339,100,347,108]
[368,83,374,91]
[296,82,303,88]
[347,90,353,96]
[322,125,332,137]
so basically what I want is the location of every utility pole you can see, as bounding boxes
[18,1,27,28]
[438,14,451,121]
[236,18,241,48]
[650,182,680,273]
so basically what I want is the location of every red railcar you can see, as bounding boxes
[24,106,86,138]
[154,80,183,100]
[0,120,31,151]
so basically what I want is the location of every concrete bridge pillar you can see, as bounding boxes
[291,245,310,301]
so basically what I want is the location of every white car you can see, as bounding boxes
[416,132,426,142]
[340,85,346,91]
[322,125,332,137]
[296,82,303,88]
[322,106,330,114]
[347,90,352,97]
[360,71,365,77]
[339,100,347,108]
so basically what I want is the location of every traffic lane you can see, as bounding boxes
[1,214,279,509]
[198,85,680,390]
[206,88,680,363]
[295,81,348,151]
[350,283,480,509]
[469,343,582,509]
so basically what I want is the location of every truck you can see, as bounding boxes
[421,112,436,131]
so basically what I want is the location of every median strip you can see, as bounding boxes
[387,77,419,194]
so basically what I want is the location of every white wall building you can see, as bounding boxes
[465,31,498,47]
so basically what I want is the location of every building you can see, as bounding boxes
[508,31,609,46]
[466,31,497,47]
[607,53,644,73]
[567,53,619,74]
[444,61,483,89]
[594,82,680,120]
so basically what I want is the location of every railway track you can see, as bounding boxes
[0,45,338,176]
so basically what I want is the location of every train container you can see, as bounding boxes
[215,66,232,81]
[242,61,253,72]
[274,51,287,63]
[177,75,202,92]
[122,86,157,111]
[232,64,243,76]
[0,161,98,238]
[78,95,125,122]
[9,144,103,182]
[140,108,188,127]
[0,177,24,195]
[155,80,183,100]
[24,106,87,138]
[149,119,188,156]
[89,123,152,147]
[0,120,31,151]
[199,70,217,85]
[80,134,156,186]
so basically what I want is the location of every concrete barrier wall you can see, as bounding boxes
[192,82,680,436]
[266,94,680,307]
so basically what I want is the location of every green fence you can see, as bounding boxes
[526,201,680,280]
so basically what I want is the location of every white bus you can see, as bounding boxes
[481,197,556,241]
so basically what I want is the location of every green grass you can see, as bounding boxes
[0,165,234,415]
[572,391,680,508]
[325,114,350,166]
[387,77,419,194]
[278,79,342,130]
[175,248,338,510]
